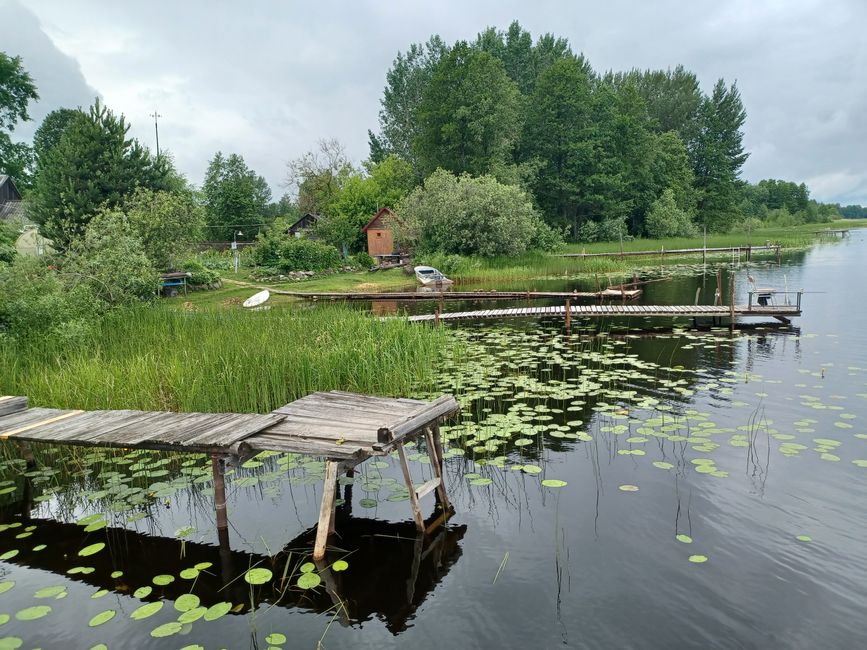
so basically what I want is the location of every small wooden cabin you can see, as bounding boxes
[286,213,318,237]
[0,175,24,223]
[362,207,399,259]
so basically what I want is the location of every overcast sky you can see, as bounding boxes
[4,0,865,205]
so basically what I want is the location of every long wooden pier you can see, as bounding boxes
[0,392,459,559]
[278,288,641,301]
[556,244,781,259]
[407,303,802,324]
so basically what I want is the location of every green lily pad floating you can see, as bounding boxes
[244,568,273,585]
[67,566,95,575]
[110,571,123,579]
[194,562,213,571]
[266,633,287,645]
[853,460,867,468]
[0,614,8,625]
[89,645,108,650]
[15,605,51,621]
[150,621,183,638]
[88,609,115,627]
[0,638,22,649]
[0,550,18,561]
[203,601,232,621]
[652,461,674,470]
[541,479,568,488]
[359,498,377,508]
[297,572,321,589]
[796,535,812,542]
[152,574,175,586]
[179,646,205,650]
[78,542,105,557]
[0,582,13,595]
[178,606,207,624]
[688,555,708,563]
[521,465,542,475]
[131,601,163,620]
[332,560,349,572]
[514,438,534,446]
[133,586,153,599]
[676,534,693,544]
[618,485,639,492]
[33,586,65,599]
[174,594,200,612]
[469,477,493,486]
[299,562,315,574]
[32,545,46,552]
[179,568,199,580]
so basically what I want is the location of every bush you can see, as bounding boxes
[64,211,160,304]
[352,252,375,269]
[397,169,561,257]
[180,259,221,286]
[252,230,342,272]
[0,256,102,341]
[576,220,600,243]
[0,222,18,264]
[645,189,697,238]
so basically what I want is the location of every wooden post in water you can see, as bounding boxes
[729,273,736,333]
[313,460,339,560]
[565,299,571,332]
[434,307,441,327]
[211,454,228,532]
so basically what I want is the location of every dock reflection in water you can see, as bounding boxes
[0,488,466,635]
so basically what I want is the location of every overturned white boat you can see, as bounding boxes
[414,265,453,286]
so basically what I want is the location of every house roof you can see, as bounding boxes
[287,212,318,232]
[361,207,398,233]
[0,201,25,221]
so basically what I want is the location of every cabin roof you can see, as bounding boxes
[361,207,398,233]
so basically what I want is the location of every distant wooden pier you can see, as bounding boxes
[407,301,802,326]
[0,392,459,560]
[814,229,849,237]
[556,244,782,260]
[280,288,642,301]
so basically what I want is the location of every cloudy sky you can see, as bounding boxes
[4,0,865,205]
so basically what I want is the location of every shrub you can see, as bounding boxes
[397,169,561,257]
[0,222,18,264]
[0,256,101,341]
[576,220,600,243]
[645,189,697,238]
[352,252,375,269]
[64,210,160,304]
[252,229,342,272]
[180,259,221,286]
[123,188,205,270]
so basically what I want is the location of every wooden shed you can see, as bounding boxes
[362,207,399,260]
[286,212,318,237]
[0,175,24,224]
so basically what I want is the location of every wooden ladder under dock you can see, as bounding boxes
[0,392,460,560]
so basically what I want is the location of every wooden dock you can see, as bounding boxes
[279,288,641,301]
[406,303,802,325]
[556,244,781,259]
[0,392,460,559]
[814,229,849,237]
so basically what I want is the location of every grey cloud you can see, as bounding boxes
[9,0,867,205]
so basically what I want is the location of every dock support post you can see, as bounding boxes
[395,436,426,533]
[313,459,339,560]
[434,307,441,327]
[211,454,228,532]
[729,273,736,334]
[564,299,571,332]
[425,424,450,512]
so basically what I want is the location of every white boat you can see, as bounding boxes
[242,289,270,308]
[414,265,453,286]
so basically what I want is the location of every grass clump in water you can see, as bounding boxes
[0,304,456,412]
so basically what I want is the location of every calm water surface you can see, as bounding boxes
[1,235,867,649]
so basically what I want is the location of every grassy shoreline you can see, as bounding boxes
[0,304,456,412]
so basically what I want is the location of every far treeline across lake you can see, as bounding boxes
[1,13,867,650]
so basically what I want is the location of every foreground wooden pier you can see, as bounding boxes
[0,392,459,559]
[556,244,782,260]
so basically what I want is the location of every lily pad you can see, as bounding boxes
[130,601,163,620]
[688,555,708,563]
[297,572,321,589]
[266,633,287,644]
[33,586,65,599]
[88,609,115,626]
[203,601,232,621]
[15,606,51,621]
[618,484,639,492]
[244,568,273,585]
[150,621,183,638]
[676,534,693,544]
[796,535,812,542]
[133,586,153,599]
[541,479,568,488]
[78,543,106,557]
[174,594,200,612]
[152,574,175,586]
[332,560,349,572]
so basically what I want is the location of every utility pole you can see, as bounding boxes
[150,110,162,158]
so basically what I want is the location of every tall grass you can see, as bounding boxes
[0,304,456,413]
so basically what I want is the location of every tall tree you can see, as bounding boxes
[33,108,79,167]
[372,36,448,171]
[202,152,272,241]
[29,100,174,249]
[285,138,354,215]
[0,52,39,190]
[415,42,521,176]
[692,79,749,231]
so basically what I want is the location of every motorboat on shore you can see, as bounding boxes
[414,265,453,286]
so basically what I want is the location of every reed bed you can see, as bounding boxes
[0,304,456,413]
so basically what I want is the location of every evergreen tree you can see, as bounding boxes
[202,152,272,241]
[29,100,173,249]
[415,42,521,176]
[692,80,749,231]
[32,108,79,167]
[0,52,39,190]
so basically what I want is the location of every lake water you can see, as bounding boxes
[2,234,867,649]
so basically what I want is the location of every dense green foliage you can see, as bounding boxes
[252,226,342,271]
[32,107,78,167]
[840,205,867,218]
[202,151,271,240]
[645,189,698,238]
[0,221,19,264]
[0,52,39,190]
[740,178,841,225]
[122,187,205,270]
[0,305,455,412]
[397,169,560,257]
[29,101,175,250]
